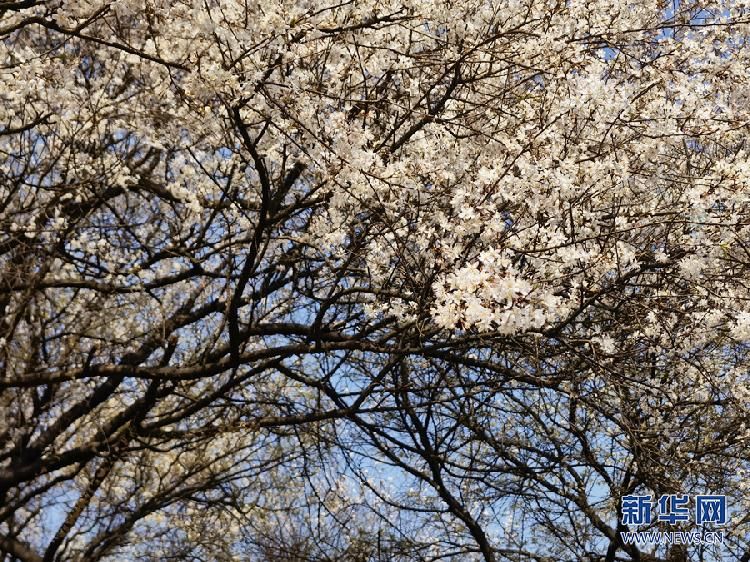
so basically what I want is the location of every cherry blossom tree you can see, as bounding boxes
[2,0,750,561]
